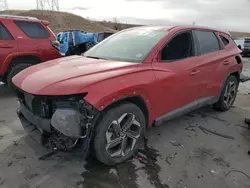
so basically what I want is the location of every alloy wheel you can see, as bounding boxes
[105,113,141,158]
[223,80,237,108]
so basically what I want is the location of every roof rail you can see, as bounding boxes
[0,14,39,20]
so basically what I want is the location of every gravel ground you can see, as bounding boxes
[0,59,250,188]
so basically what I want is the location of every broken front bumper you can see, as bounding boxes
[17,100,99,152]
[19,102,51,133]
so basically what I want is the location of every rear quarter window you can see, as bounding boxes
[0,22,13,40]
[195,30,220,55]
[220,35,230,46]
[14,21,50,39]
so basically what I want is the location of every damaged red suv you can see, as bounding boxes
[12,26,242,165]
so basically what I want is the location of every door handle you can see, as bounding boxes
[223,60,231,65]
[190,69,200,76]
[0,44,14,48]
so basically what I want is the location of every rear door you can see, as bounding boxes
[0,20,18,76]
[194,30,229,100]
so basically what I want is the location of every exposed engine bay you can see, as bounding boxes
[14,89,99,156]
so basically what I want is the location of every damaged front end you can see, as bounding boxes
[15,90,99,156]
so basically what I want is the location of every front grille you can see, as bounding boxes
[14,88,50,118]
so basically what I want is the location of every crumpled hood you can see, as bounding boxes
[12,55,137,95]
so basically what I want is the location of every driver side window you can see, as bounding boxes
[161,31,194,62]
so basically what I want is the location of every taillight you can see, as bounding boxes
[51,40,60,51]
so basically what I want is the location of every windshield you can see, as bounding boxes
[84,28,168,63]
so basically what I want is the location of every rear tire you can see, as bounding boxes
[213,75,239,111]
[7,63,33,91]
[93,103,146,165]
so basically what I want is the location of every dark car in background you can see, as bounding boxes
[242,38,250,56]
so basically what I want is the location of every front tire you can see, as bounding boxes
[93,103,146,165]
[213,75,239,111]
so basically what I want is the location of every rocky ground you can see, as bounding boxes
[0,58,250,188]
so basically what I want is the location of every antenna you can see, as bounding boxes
[37,0,59,11]
[0,0,8,10]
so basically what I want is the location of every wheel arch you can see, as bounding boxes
[3,55,41,80]
[100,95,150,128]
[230,71,240,83]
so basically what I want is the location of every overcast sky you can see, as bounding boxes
[6,0,250,32]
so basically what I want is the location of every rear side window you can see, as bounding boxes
[14,21,50,39]
[195,30,220,55]
[220,35,230,46]
[0,22,13,40]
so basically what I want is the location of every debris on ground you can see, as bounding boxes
[199,126,235,140]
[176,180,187,188]
[109,168,118,177]
[213,157,230,167]
[185,125,196,132]
[166,153,177,165]
[7,161,12,167]
[240,74,250,83]
[209,169,221,175]
[26,172,39,180]
[13,141,18,146]
[170,140,184,147]
[226,170,250,179]
[197,175,204,179]
[0,120,6,123]
[197,148,213,156]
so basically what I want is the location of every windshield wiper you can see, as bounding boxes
[85,55,107,60]
[85,55,100,59]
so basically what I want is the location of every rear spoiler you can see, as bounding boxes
[41,20,49,26]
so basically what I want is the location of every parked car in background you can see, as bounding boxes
[57,30,114,56]
[233,37,244,51]
[13,26,242,165]
[0,14,61,88]
[242,38,250,56]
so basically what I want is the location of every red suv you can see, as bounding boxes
[12,26,242,165]
[0,15,61,88]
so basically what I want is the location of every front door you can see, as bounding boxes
[0,21,18,76]
[152,30,202,119]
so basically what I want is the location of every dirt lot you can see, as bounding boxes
[0,59,250,188]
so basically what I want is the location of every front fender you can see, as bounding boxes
[83,70,156,124]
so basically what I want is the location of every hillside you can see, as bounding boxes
[0,10,115,34]
[1,10,250,38]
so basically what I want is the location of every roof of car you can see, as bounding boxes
[0,14,40,21]
[129,25,230,35]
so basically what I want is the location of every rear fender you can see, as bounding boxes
[0,52,20,74]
